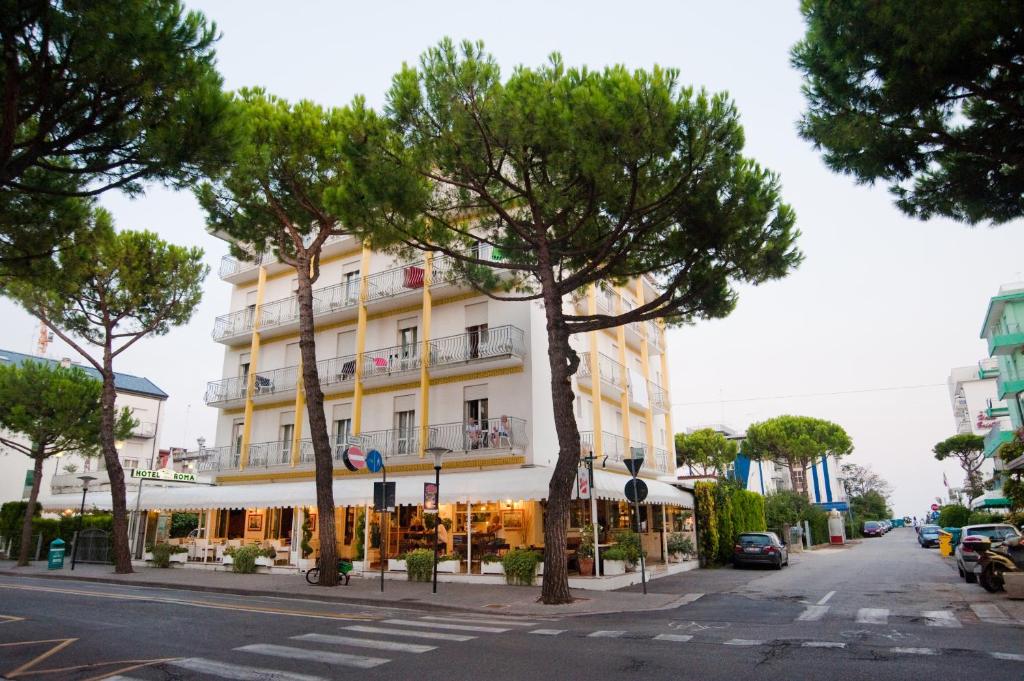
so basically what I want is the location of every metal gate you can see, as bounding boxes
[74,529,111,564]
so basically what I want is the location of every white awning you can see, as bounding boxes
[37,467,693,512]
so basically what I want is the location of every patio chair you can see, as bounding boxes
[254,374,274,394]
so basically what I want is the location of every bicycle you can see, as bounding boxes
[304,557,353,585]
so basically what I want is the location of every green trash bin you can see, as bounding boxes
[944,527,963,547]
[47,538,66,570]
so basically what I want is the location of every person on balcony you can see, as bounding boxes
[466,417,482,450]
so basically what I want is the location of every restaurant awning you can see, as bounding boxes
[37,466,694,512]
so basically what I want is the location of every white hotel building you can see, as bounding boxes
[49,235,694,582]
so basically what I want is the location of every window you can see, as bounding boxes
[466,324,488,359]
[334,418,352,445]
[285,342,300,367]
[279,424,294,457]
[123,458,139,470]
[399,324,418,358]
[231,420,244,458]
[343,268,360,304]
[239,353,251,379]
[465,395,488,449]
[395,410,416,454]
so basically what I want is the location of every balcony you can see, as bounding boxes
[217,235,357,285]
[983,422,1015,457]
[987,321,1024,357]
[979,358,1000,379]
[576,352,627,399]
[191,417,529,474]
[205,327,526,408]
[131,421,157,439]
[580,431,669,474]
[646,321,663,355]
[628,379,668,414]
[624,320,644,350]
[997,373,1024,399]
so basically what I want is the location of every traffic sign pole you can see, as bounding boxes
[380,463,386,593]
[624,459,648,595]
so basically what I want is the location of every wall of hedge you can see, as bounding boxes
[694,482,718,566]
[696,482,767,566]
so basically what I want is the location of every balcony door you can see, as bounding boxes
[343,266,360,305]
[464,394,488,450]
[466,324,488,359]
[399,323,418,369]
[395,410,416,454]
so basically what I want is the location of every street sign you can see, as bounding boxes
[930,503,940,511]
[365,449,383,474]
[131,468,198,483]
[342,445,366,472]
[624,478,648,503]
[423,482,439,512]
[623,457,645,477]
[374,481,396,511]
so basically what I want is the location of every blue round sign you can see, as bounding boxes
[365,449,383,473]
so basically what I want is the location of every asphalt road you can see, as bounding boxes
[0,527,1021,680]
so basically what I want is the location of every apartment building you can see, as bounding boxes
[947,360,1011,494]
[48,236,693,581]
[0,349,166,503]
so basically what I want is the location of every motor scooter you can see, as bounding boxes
[966,535,1024,593]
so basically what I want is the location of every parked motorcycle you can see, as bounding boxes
[964,535,1024,593]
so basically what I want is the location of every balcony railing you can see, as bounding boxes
[983,421,1015,457]
[580,431,650,467]
[654,447,670,472]
[205,375,247,405]
[131,421,157,438]
[194,445,241,472]
[205,365,301,406]
[213,307,256,342]
[428,325,525,368]
[247,440,294,468]
[646,321,662,350]
[219,252,274,279]
[577,352,627,389]
[648,380,668,412]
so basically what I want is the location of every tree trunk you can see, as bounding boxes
[16,450,44,566]
[101,347,132,573]
[538,270,581,605]
[295,260,338,586]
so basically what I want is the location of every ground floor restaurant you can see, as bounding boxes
[42,467,696,580]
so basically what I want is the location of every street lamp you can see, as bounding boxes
[425,446,450,594]
[70,475,96,570]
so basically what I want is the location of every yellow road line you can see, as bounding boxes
[3,638,77,678]
[0,583,377,622]
[0,615,26,624]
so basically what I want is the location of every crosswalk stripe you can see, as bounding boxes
[344,625,476,642]
[970,603,1013,624]
[292,633,435,653]
[588,630,626,638]
[382,618,509,633]
[654,634,693,642]
[421,615,538,627]
[104,677,147,681]
[856,608,889,624]
[922,610,960,628]
[528,629,565,636]
[235,643,389,669]
[169,657,329,680]
[796,605,829,622]
[802,641,846,649]
[992,652,1024,661]
[891,647,937,656]
[724,639,764,646]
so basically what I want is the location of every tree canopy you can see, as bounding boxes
[850,490,892,522]
[338,38,802,604]
[745,415,853,494]
[675,428,738,476]
[840,462,892,499]
[793,1,1024,224]
[933,433,985,501]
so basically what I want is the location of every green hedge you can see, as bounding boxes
[937,504,971,528]
[696,482,768,566]
[694,482,718,566]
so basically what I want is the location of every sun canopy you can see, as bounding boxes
[37,467,693,512]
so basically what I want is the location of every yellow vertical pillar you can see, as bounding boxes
[635,281,656,471]
[418,254,433,458]
[291,363,305,467]
[587,285,604,459]
[658,321,675,460]
[614,288,631,450]
[240,266,267,470]
[352,245,372,435]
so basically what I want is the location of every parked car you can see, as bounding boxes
[732,532,789,570]
[882,520,892,533]
[863,521,884,537]
[918,525,941,548]
[955,524,1022,583]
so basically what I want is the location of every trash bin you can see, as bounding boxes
[944,527,963,547]
[47,538,65,570]
[938,530,953,557]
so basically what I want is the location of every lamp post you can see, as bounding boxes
[425,446,450,594]
[70,475,97,570]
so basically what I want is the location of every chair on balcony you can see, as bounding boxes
[254,374,274,395]
[339,359,356,381]
[403,266,425,289]
[489,415,512,448]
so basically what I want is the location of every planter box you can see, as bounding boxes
[1005,572,1024,599]
[297,558,316,572]
[603,559,626,576]
[255,556,274,568]
[143,552,154,562]
[169,552,187,564]
[436,560,461,574]
[222,554,234,566]
[536,562,544,576]
[351,560,366,572]
[481,561,504,575]
[388,559,407,572]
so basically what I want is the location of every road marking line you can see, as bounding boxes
[891,647,937,656]
[381,618,508,633]
[587,630,626,638]
[856,608,889,624]
[170,657,329,680]
[654,634,693,642]
[802,641,846,649]
[235,643,389,669]
[970,603,1013,624]
[922,611,961,628]
[292,633,435,654]
[675,593,704,605]
[797,605,829,622]
[0,615,25,625]
[421,616,537,627]
[817,591,836,605]
[528,629,565,636]
[724,639,764,646]
[0,637,78,678]
[102,677,146,681]
[343,625,475,642]
[991,652,1024,661]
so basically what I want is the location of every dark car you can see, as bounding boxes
[918,525,941,548]
[863,521,884,537]
[732,532,789,570]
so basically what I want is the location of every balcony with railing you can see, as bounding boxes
[217,234,357,285]
[197,417,528,474]
[580,430,667,474]
[427,325,525,377]
[131,421,157,439]
[646,321,663,354]
[576,352,627,398]
[983,421,1015,457]
[987,320,1024,357]
[204,364,301,409]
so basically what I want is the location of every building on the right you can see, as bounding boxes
[976,281,1024,509]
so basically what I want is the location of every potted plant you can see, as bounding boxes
[222,546,235,566]
[667,533,694,562]
[501,549,541,585]
[388,552,408,572]
[351,509,365,571]
[255,545,276,568]
[298,518,316,572]
[149,544,187,568]
[405,548,434,582]
[143,544,155,562]
[480,553,504,575]
[602,545,628,576]
[577,524,599,576]
[614,530,643,572]
[229,544,262,573]
[436,553,461,574]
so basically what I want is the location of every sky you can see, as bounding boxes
[2,0,1021,516]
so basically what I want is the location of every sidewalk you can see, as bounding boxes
[0,561,694,617]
